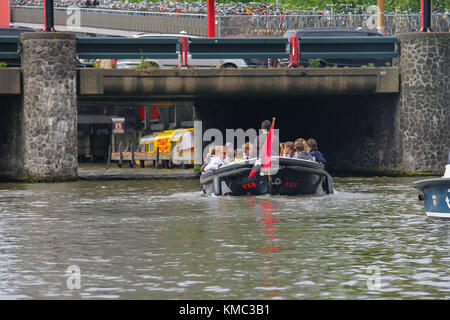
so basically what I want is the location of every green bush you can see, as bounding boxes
[0,61,7,68]
[137,56,159,69]
[308,58,321,68]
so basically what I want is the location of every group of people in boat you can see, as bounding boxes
[201,120,327,173]
[280,139,327,165]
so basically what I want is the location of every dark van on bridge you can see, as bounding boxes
[281,27,390,68]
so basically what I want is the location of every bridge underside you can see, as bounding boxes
[194,93,401,175]
[77,68,399,105]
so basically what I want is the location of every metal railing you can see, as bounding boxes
[189,38,289,59]
[218,13,450,37]
[11,6,210,36]
[10,6,450,37]
[299,37,397,61]
[1,35,397,68]
[0,36,20,59]
[77,37,180,59]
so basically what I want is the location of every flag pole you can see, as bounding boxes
[268,117,276,182]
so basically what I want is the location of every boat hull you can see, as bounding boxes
[413,178,450,219]
[201,157,333,196]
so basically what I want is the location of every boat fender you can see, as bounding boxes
[444,152,450,178]
[418,192,424,201]
[445,165,450,178]
[213,175,222,196]
[324,174,334,194]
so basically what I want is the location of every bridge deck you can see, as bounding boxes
[0,67,399,103]
[78,67,399,104]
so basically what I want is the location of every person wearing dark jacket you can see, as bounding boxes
[305,138,327,165]
[284,141,296,158]
[294,139,313,160]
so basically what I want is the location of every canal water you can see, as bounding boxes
[0,172,448,299]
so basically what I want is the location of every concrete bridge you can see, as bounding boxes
[80,67,398,104]
[2,67,398,103]
[0,32,448,181]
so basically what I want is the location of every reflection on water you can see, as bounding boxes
[0,175,449,299]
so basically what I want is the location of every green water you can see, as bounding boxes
[0,175,448,299]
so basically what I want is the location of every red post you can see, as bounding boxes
[176,37,192,69]
[0,0,10,27]
[207,0,215,37]
[287,34,300,68]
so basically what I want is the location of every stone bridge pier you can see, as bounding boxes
[396,33,449,173]
[0,33,77,182]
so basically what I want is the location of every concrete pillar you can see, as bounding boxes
[20,32,78,181]
[397,33,450,173]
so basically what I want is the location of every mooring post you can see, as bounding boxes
[155,147,159,169]
[107,144,112,167]
[130,142,134,168]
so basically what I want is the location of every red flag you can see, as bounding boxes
[262,119,275,172]
[248,118,275,179]
[248,161,260,179]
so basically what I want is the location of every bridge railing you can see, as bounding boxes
[189,38,289,59]
[0,35,398,67]
[11,6,210,36]
[77,37,180,59]
[299,37,398,61]
[0,36,21,61]
[10,6,450,37]
[218,13,450,37]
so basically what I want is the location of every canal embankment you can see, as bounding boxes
[78,164,201,181]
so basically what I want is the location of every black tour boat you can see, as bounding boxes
[200,156,334,196]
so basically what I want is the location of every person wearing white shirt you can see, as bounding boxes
[242,142,253,160]
[223,142,235,165]
[204,146,226,172]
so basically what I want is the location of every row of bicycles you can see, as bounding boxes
[11,1,450,16]
[10,1,450,36]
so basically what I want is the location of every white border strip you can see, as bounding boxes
[426,211,450,218]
